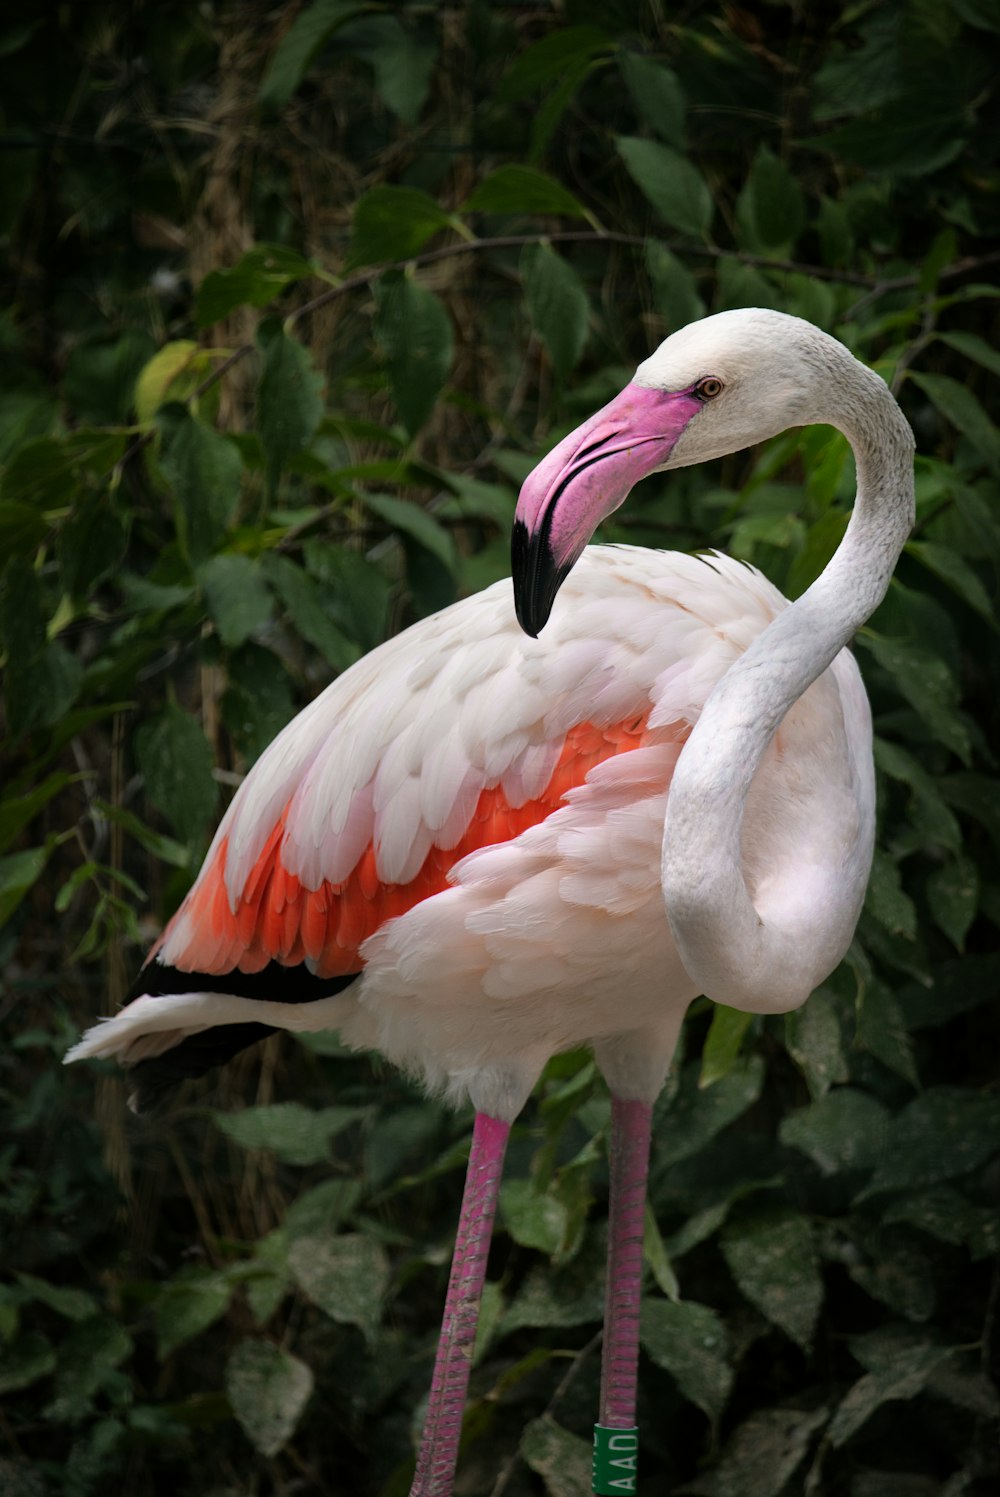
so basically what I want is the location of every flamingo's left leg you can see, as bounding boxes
[409,1110,510,1497]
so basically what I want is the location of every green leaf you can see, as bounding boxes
[0,1332,56,1396]
[134,339,199,424]
[283,1179,363,1239]
[935,329,1000,378]
[0,555,45,659]
[93,802,189,868]
[644,1206,680,1300]
[847,1228,937,1322]
[214,1103,366,1166]
[0,501,46,555]
[905,539,996,624]
[196,244,317,326]
[926,853,978,950]
[521,1416,592,1497]
[522,243,590,380]
[260,552,356,670]
[948,0,1000,29]
[700,1006,753,1088]
[618,51,685,145]
[883,1185,999,1260]
[302,541,390,651]
[0,19,43,59]
[346,184,455,269]
[500,1178,569,1256]
[119,573,197,614]
[641,1298,733,1425]
[287,1233,388,1342]
[197,553,273,648]
[828,1330,953,1446]
[133,703,218,845]
[373,272,453,434]
[908,370,1000,471]
[497,25,610,102]
[501,1238,606,1336]
[854,977,919,1086]
[222,644,296,764]
[616,136,713,237]
[156,404,243,563]
[737,146,805,251]
[337,14,437,125]
[662,1201,733,1262]
[225,1339,314,1457]
[244,1269,289,1328]
[463,165,587,219]
[858,1086,1000,1199]
[802,94,967,176]
[49,1316,132,1409]
[873,737,962,854]
[816,195,853,266]
[862,850,922,940]
[0,773,73,854]
[720,1208,822,1351]
[57,495,127,601]
[64,330,156,424]
[784,989,848,1099]
[677,1405,828,1497]
[861,632,971,763]
[15,1274,98,1322]
[0,845,51,927]
[361,493,457,575]
[780,1088,890,1176]
[256,321,325,493]
[156,1273,233,1358]
[645,241,705,330]
[0,559,82,736]
[655,1058,765,1171]
[259,0,362,109]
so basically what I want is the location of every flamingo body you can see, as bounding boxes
[68,308,915,1496]
[69,546,872,1118]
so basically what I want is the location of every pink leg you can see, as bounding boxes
[594,1096,652,1495]
[410,1111,510,1497]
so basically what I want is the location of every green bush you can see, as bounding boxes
[1,3,997,1493]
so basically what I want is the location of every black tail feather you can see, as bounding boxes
[126,959,360,1110]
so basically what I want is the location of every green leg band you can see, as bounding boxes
[592,1424,639,1495]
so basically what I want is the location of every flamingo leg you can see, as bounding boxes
[594,1095,653,1495]
[410,1110,510,1497]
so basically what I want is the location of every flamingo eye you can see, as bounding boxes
[695,376,725,400]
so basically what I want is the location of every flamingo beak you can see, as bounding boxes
[511,383,703,636]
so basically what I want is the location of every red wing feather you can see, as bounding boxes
[163,716,649,979]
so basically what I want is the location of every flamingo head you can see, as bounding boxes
[512,308,847,636]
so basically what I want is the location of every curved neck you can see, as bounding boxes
[661,380,915,1013]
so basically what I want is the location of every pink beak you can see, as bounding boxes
[512,383,702,635]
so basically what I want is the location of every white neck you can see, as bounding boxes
[661,373,915,1013]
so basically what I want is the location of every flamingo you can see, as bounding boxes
[67,307,915,1496]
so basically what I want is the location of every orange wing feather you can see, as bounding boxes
[166,717,652,979]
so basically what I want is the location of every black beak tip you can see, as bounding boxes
[511,518,570,638]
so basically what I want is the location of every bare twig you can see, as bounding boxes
[486,1329,603,1497]
[111,232,1000,481]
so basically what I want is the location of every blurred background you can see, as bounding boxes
[1,2,998,1493]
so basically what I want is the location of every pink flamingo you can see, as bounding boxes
[68,308,915,1496]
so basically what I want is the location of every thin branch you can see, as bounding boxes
[110,232,1000,480]
[890,297,939,397]
[487,1329,603,1497]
